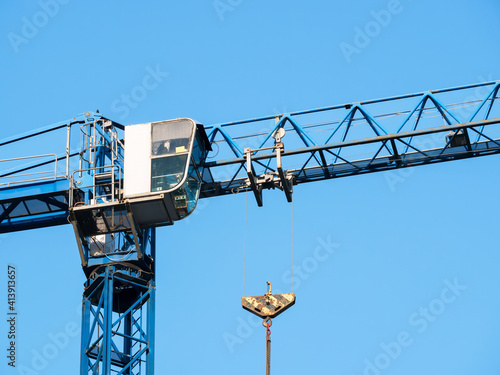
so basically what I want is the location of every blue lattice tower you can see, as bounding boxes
[79,250,156,375]
[67,117,156,374]
[69,116,211,374]
[71,197,157,374]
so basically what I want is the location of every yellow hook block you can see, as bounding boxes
[241,281,295,319]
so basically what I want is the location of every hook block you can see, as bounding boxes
[241,292,295,319]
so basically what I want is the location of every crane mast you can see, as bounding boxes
[0,81,499,374]
[67,116,210,374]
[68,118,156,374]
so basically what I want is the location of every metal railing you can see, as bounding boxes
[0,154,62,187]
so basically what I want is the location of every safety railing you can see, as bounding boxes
[0,154,63,188]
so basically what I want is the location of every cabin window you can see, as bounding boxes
[150,120,193,192]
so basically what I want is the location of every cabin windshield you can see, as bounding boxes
[150,120,194,192]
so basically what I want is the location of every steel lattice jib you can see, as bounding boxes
[124,118,210,226]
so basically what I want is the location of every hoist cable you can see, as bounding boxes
[291,199,294,293]
[243,190,248,296]
[266,320,271,375]
[243,191,295,296]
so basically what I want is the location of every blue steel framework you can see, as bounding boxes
[0,113,156,374]
[79,264,155,375]
[0,81,499,374]
[201,81,500,204]
[69,117,156,375]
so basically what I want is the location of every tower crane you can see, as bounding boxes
[1,80,499,374]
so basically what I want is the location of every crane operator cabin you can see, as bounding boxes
[123,118,211,226]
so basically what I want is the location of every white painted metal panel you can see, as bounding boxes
[124,123,151,197]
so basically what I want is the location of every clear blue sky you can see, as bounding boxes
[1,1,500,374]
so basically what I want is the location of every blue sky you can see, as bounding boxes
[1,1,500,374]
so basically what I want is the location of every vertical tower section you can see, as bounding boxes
[68,116,210,375]
[79,263,156,375]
